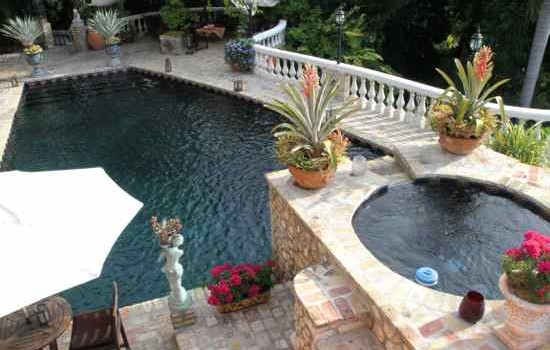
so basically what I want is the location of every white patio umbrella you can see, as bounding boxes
[0,168,143,318]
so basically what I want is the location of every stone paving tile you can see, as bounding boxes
[175,282,295,350]
[51,283,294,350]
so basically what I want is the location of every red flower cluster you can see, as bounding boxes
[505,230,550,262]
[503,230,550,304]
[207,260,276,307]
[473,46,494,81]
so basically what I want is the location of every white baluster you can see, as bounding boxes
[396,89,406,121]
[267,56,274,76]
[273,57,281,76]
[297,63,304,81]
[367,81,376,111]
[282,59,289,80]
[358,78,367,109]
[289,61,297,80]
[350,76,358,98]
[535,122,542,140]
[418,95,428,128]
[142,19,148,35]
[386,86,395,118]
[406,92,416,123]
[376,83,386,113]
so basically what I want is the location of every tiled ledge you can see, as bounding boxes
[393,141,550,213]
[266,155,548,350]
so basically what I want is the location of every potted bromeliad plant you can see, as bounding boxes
[89,9,127,67]
[429,46,509,155]
[496,230,550,349]
[207,260,276,313]
[264,64,360,189]
[0,17,46,78]
[224,38,255,72]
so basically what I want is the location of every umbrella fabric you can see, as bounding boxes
[0,168,143,318]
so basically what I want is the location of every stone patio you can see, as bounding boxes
[52,283,295,350]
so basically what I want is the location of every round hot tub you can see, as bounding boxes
[352,177,550,299]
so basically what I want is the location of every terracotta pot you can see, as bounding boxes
[87,30,105,50]
[288,165,336,190]
[216,292,270,313]
[230,63,242,72]
[494,274,550,350]
[438,134,482,155]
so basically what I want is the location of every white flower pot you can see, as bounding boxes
[494,274,550,350]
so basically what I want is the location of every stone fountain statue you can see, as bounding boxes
[151,216,192,315]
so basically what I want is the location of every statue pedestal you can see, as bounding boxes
[171,309,196,330]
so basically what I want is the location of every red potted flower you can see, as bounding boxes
[495,230,550,350]
[207,260,276,313]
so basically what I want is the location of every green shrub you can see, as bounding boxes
[160,0,195,33]
[490,120,547,166]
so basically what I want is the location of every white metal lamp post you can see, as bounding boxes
[469,26,484,57]
[335,7,345,64]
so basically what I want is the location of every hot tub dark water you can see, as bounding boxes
[352,178,550,299]
[1,71,381,312]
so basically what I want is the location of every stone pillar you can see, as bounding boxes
[324,70,350,100]
[69,9,88,52]
[40,18,55,49]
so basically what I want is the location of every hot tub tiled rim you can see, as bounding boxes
[266,149,550,349]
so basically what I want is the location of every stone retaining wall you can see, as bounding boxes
[268,180,416,350]
[269,186,329,282]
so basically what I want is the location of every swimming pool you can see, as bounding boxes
[2,70,381,311]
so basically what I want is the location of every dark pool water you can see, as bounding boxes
[2,71,381,312]
[352,178,550,299]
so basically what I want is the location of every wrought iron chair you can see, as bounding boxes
[68,282,131,350]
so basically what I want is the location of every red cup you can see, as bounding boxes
[458,290,485,323]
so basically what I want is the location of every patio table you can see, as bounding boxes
[0,296,72,350]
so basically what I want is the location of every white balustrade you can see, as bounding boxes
[253,32,550,128]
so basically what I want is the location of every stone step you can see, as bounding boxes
[293,265,376,350]
[316,327,384,350]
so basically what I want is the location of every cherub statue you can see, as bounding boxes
[152,216,191,313]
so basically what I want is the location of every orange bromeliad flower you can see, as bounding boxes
[473,46,494,81]
[302,64,318,98]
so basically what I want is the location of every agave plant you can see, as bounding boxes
[431,46,509,139]
[0,17,43,48]
[265,65,360,171]
[89,9,127,45]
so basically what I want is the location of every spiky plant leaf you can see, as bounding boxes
[0,17,42,47]
[89,9,127,43]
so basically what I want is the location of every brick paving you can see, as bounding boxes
[52,283,294,350]
[174,283,295,350]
